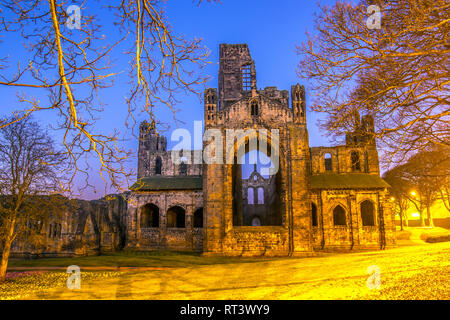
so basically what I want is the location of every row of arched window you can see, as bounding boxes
[247,187,264,204]
[140,204,203,229]
[322,151,369,172]
[311,200,376,227]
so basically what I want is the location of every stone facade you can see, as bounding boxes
[9,195,128,258]
[128,43,396,256]
[8,43,395,258]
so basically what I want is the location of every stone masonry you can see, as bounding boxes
[8,44,395,258]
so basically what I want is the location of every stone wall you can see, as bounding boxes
[310,189,396,251]
[10,195,128,258]
[126,190,203,251]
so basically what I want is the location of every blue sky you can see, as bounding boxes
[0,0,339,199]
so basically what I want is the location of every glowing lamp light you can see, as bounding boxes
[410,191,417,197]
[411,212,420,218]
[390,197,395,201]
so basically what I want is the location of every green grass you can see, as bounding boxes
[8,250,277,269]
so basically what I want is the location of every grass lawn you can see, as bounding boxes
[7,250,277,269]
[2,242,449,300]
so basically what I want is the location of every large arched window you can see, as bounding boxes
[167,206,185,228]
[350,151,361,171]
[351,151,361,171]
[140,203,159,228]
[257,187,264,204]
[324,153,332,171]
[247,187,255,204]
[194,208,203,228]
[333,205,346,226]
[155,156,162,175]
[311,203,318,227]
[48,223,53,238]
[361,200,375,226]
[179,161,187,175]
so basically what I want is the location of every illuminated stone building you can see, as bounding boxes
[126,44,396,256]
[7,44,395,258]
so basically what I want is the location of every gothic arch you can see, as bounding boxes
[360,200,376,226]
[333,204,347,226]
[324,152,333,172]
[227,129,283,227]
[140,203,159,228]
[350,151,361,172]
[155,156,162,174]
[167,206,186,228]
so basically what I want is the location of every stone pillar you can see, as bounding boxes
[348,192,359,248]
[288,124,313,255]
[186,200,194,250]
[203,162,226,255]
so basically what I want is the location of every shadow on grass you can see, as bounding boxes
[8,250,282,269]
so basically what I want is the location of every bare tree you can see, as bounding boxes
[383,166,410,230]
[391,145,449,227]
[296,0,449,165]
[0,0,212,194]
[0,116,66,282]
[437,176,450,213]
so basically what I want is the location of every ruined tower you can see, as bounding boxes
[218,44,257,110]
[202,44,312,256]
[137,120,167,179]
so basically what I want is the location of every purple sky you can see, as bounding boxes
[0,0,341,199]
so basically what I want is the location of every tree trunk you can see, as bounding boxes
[419,210,424,227]
[399,207,404,231]
[427,206,434,227]
[0,218,16,282]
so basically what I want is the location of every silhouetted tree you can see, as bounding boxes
[385,145,449,227]
[383,166,410,230]
[0,117,66,282]
[297,0,449,164]
[0,0,214,193]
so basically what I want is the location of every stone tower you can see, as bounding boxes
[202,44,312,256]
[218,44,257,110]
[137,120,167,179]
